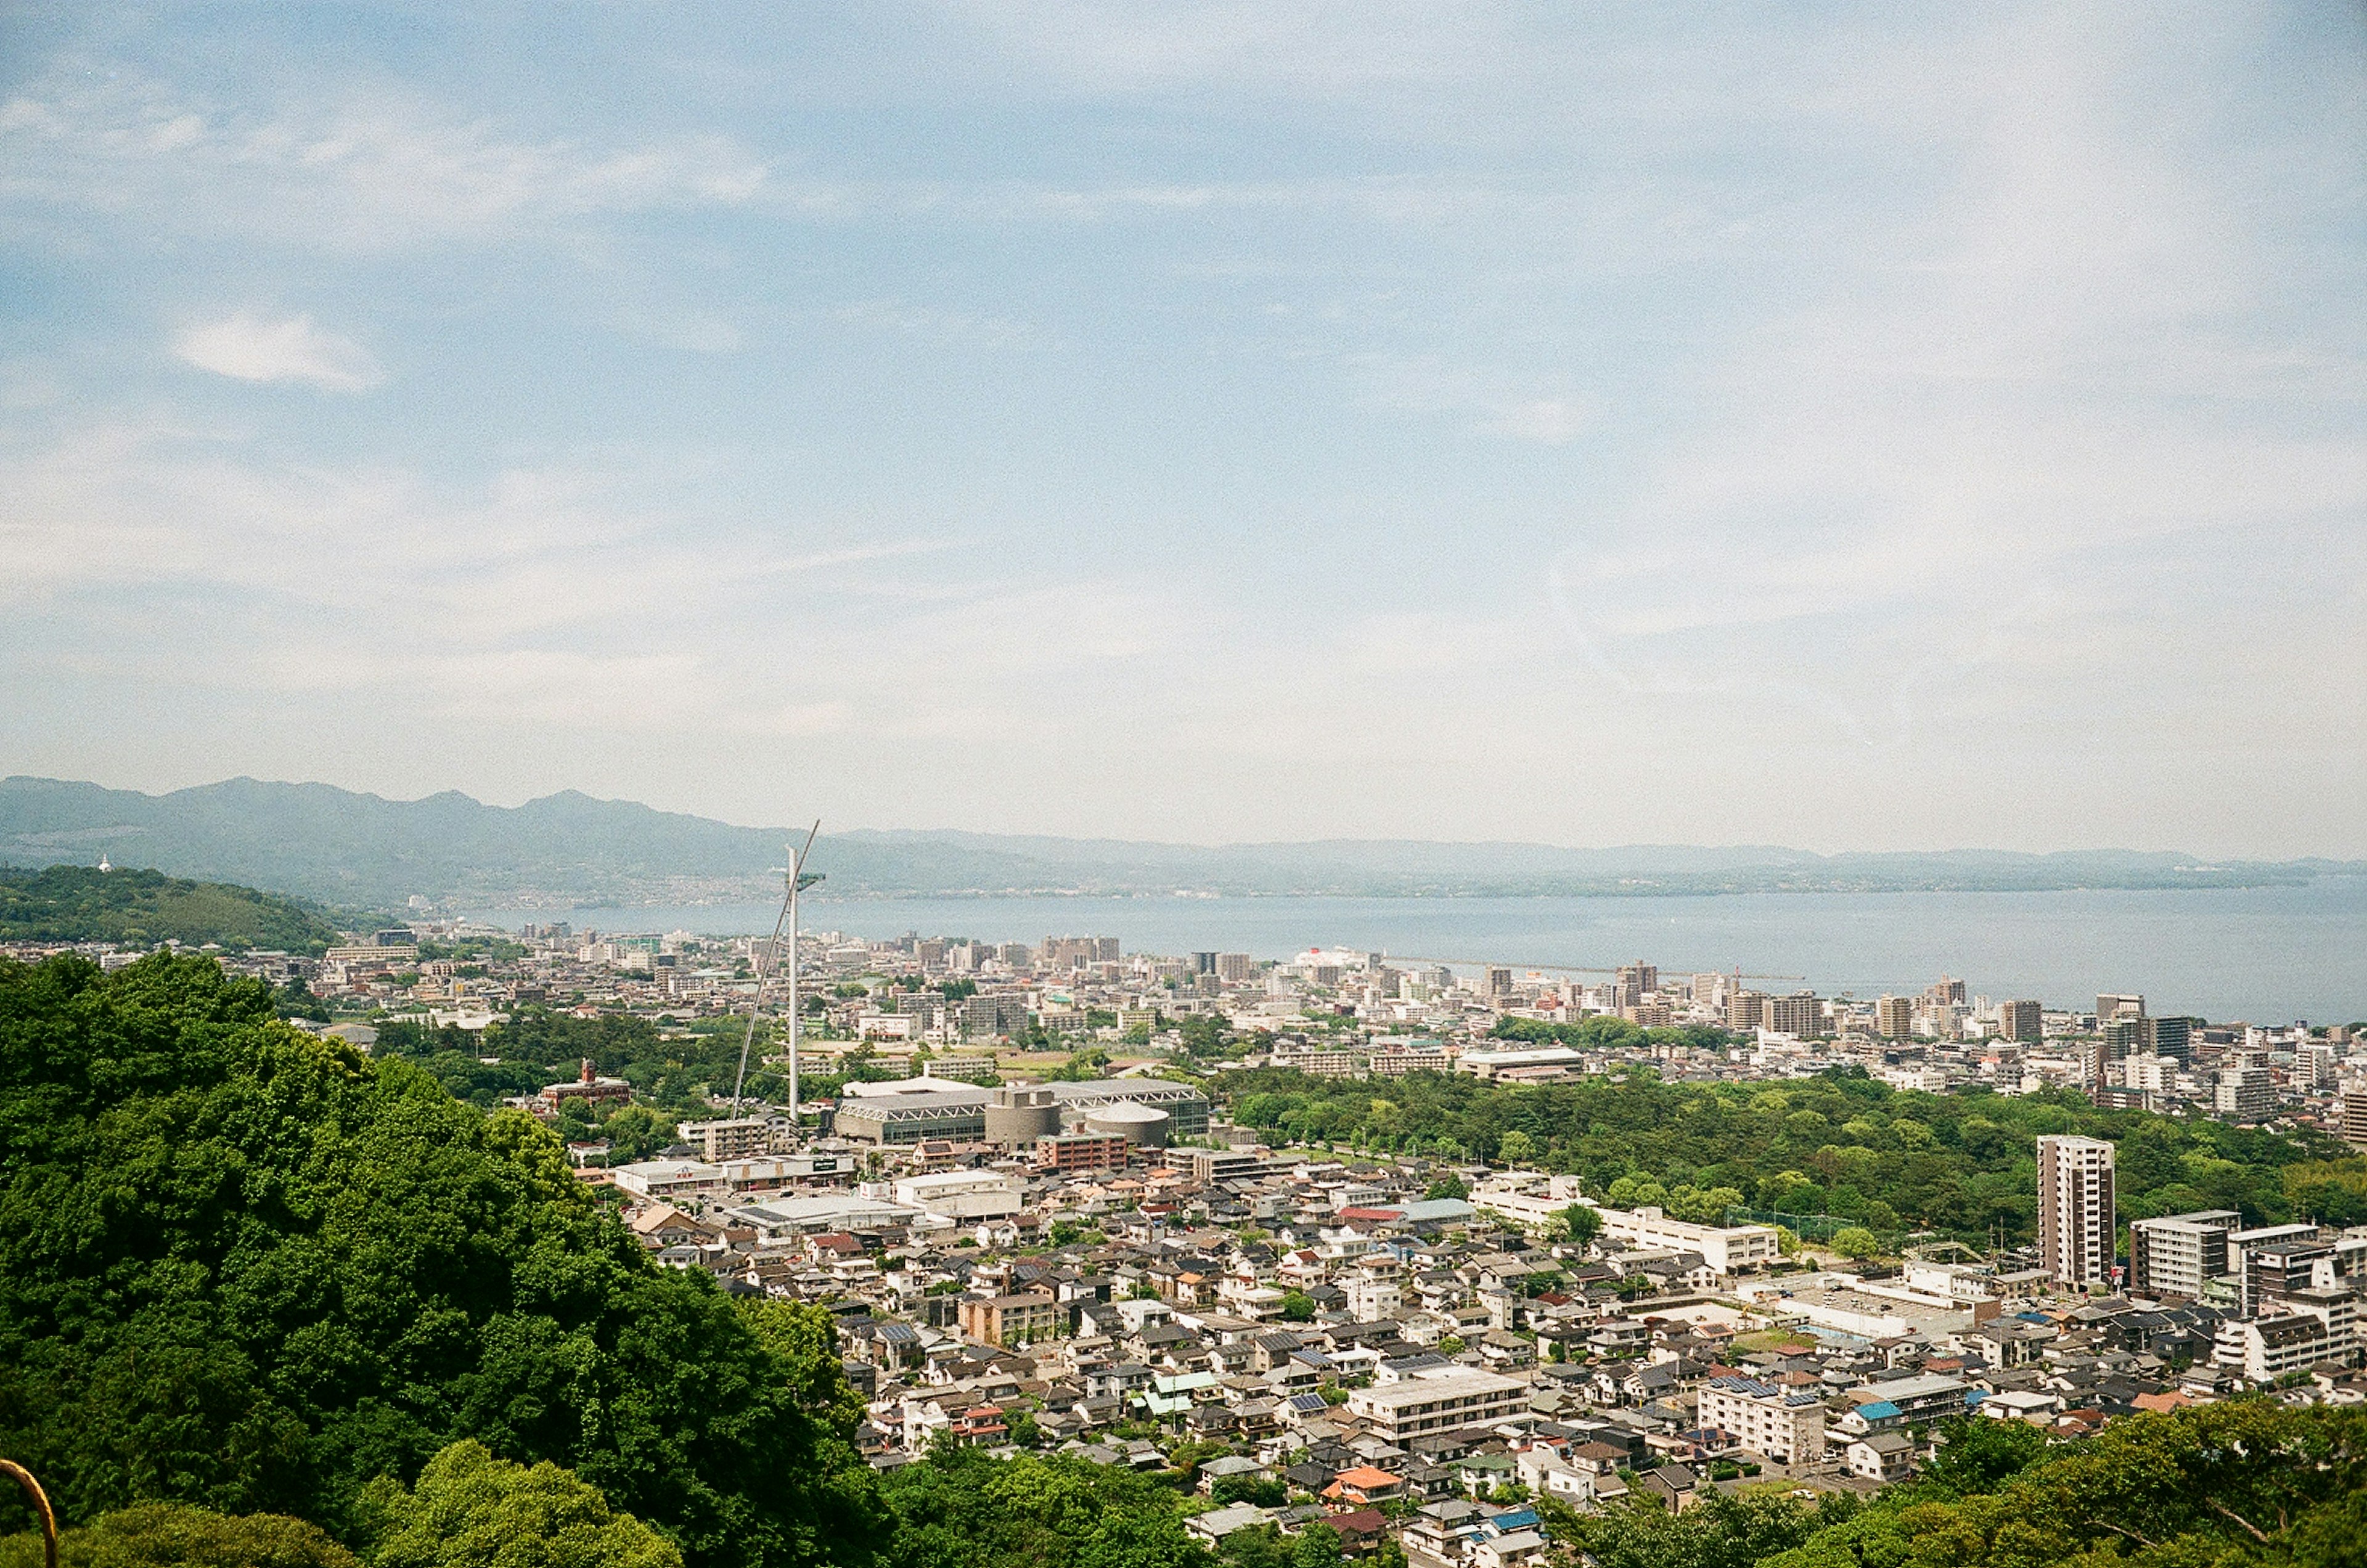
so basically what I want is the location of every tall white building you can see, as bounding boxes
[2037,1135,2117,1287]
[2127,1210,2239,1299]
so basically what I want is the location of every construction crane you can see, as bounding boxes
[1378,954,1806,982]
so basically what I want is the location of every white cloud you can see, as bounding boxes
[174,313,382,390]
[0,68,776,250]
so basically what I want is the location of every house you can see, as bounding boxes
[1198,1455,1268,1495]
[1321,1509,1388,1554]
[1185,1504,1271,1545]
[1325,1466,1405,1506]
[1846,1431,1915,1483]
[1631,1464,1699,1512]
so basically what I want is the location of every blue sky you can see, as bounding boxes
[2,2,2361,854]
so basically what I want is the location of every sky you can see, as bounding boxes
[2,2,2362,857]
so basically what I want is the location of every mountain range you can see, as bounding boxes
[2,775,2357,913]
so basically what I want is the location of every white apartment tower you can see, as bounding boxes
[2037,1135,2117,1288]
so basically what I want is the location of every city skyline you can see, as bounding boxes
[3,4,2361,856]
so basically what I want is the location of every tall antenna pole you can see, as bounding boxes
[732,820,822,1127]
[787,819,820,1140]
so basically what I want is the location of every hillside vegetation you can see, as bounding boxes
[0,952,879,1568]
[0,864,340,953]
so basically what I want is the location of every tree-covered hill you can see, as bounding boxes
[0,864,341,953]
[0,952,881,1568]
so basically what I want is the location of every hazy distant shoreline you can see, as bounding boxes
[7,775,2359,912]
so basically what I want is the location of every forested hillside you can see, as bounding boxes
[0,952,879,1568]
[0,864,340,953]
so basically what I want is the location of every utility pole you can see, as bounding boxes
[733,821,822,1140]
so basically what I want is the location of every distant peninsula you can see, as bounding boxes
[2,775,2357,914]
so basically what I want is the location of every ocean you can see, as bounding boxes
[466,877,2366,1026]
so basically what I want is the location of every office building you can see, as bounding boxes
[2037,1135,2116,1287]
[2128,1210,2239,1299]
[1875,995,1915,1039]
[1999,1000,2043,1044]
[1596,1206,1780,1275]
[2148,1016,2194,1066]
[2097,994,2146,1024]
[673,1114,782,1161]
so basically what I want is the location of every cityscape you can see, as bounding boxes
[4,2,2361,1567]
[8,905,2362,1564]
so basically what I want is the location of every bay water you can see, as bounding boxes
[469,877,2366,1025]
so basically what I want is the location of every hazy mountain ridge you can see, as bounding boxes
[3,775,2354,912]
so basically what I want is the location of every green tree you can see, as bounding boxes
[1425,1174,1468,1201]
[1278,1291,1315,1322]
[1496,1130,1537,1166]
[602,1103,677,1162]
[874,1446,1207,1568]
[1288,1522,1341,1568]
[1560,1204,1602,1246]
[0,1503,360,1568]
[1831,1225,1880,1260]
[1537,1488,1850,1568]
[1764,1403,2366,1568]
[368,1442,682,1568]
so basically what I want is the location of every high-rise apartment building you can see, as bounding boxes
[1216,952,1254,982]
[2037,1135,2117,1288]
[1727,990,1766,1031]
[2342,1089,2367,1148]
[2298,1040,2337,1089]
[2097,994,2146,1024]
[1616,962,1658,997]
[1926,976,1968,1006]
[2214,1063,2275,1122]
[1875,995,1915,1039]
[2128,1210,2239,1299]
[2147,1016,2194,1066]
[1998,999,2044,1044]
[1764,992,1824,1037]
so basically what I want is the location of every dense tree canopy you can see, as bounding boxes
[0,865,339,953]
[0,1502,361,1568]
[1765,1403,2366,1568]
[0,953,881,1568]
[366,1440,682,1568]
[873,1447,1208,1568]
[1542,1405,2362,1568]
[1213,1064,2355,1243]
